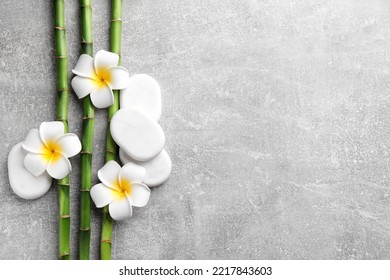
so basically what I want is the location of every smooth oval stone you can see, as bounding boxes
[119,148,172,187]
[8,142,52,200]
[120,74,162,121]
[111,108,165,161]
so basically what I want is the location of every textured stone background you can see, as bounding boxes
[1,0,390,259]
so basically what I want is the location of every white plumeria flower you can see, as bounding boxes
[91,161,151,221]
[71,50,129,108]
[22,121,82,180]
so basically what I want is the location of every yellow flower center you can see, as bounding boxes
[41,140,63,163]
[112,179,132,199]
[93,67,112,88]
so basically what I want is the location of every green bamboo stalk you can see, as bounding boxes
[101,0,122,260]
[54,0,70,260]
[79,0,94,260]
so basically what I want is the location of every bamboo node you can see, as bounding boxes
[111,18,122,22]
[81,41,93,44]
[80,189,90,192]
[83,116,94,120]
[106,148,116,154]
[54,26,66,31]
[56,55,67,59]
[60,215,70,219]
[57,183,70,187]
[59,252,70,258]
[57,88,68,92]
[101,239,112,244]
[80,227,90,231]
[80,4,92,8]
[81,151,93,155]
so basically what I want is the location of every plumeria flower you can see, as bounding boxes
[22,121,81,180]
[71,50,129,108]
[91,161,151,221]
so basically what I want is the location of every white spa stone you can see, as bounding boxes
[110,108,165,161]
[119,148,172,187]
[120,74,162,121]
[8,142,52,200]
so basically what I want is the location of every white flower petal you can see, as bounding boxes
[56,133,82,158]
[120,148,172,187]
[90,84,114,108]
[22,128,44,154]
[108,66,129,89]
[8,143,52,200]
[71,76,98,99]
[90,183,118,208]
[98,160,121,191]
[110,108,165,161]
[109,197,132,221]
[46,154,71,180]
[128,182,150,207]
[39,121,64,145]
[24,153,48,177]
[72,54,96,78]
[120,74,162,121]
[119,162,146,184]
[94,50,119,72]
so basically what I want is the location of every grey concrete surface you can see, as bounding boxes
[1,0,390,259]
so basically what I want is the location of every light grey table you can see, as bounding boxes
[1,0,390,259]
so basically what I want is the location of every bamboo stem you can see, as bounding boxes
[101,0,122,260]
[79,0,94,260]
[54,0,70,260]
